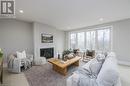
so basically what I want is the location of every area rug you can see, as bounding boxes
[24,62,84,86]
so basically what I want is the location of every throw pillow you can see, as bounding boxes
[16,51,23,59]
[102,51,108,57]
[16,51,26,59]
[96,51,108,57]
[22,50,26,58]
[89,59,102,77]
[107,52,116,58]
[82,58,103,78]
[95,54,105,63]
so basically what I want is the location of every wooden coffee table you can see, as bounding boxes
[48,56,81,76]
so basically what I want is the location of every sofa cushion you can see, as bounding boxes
[107,52,116,58]
[96,51,109,57]
[96,56,119,86]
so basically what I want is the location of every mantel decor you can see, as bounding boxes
[62,50,72,57]
[62,49,73,61]
[41,33,53,43]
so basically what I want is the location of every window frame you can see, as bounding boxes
[68,26,113,51]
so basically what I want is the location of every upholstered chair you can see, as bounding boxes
[82,50,95,62]
[7,54,33,73]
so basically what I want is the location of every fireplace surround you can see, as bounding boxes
[40,48,54,59]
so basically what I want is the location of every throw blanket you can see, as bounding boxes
[71,68,98,86]
[8,55,15,70]
[21,58,31,70]
[8,55,31,73]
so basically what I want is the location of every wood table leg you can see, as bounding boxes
[62,68,67,76]
[53,65,67,76]
[73,60,79,66]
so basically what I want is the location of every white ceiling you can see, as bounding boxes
[15,0,130,31]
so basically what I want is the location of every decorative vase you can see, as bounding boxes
[58,54,60,59]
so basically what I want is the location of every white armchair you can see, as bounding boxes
[7,54,33,73]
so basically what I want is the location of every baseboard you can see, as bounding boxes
[118,60,130,66]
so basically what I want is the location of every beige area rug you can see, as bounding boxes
[24,62,85,86]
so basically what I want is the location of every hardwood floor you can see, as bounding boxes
[1,68,29,86]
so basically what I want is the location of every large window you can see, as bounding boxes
[77,32,85,49]
[69,26,112,51]
[86,31,96,50]
[70,33,76,49]
[97,29,110,51]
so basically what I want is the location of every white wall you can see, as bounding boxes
[0,18,129,63]
[33,22,65,58]
[0,19,65,60]
[0,19,34,58]
[66,19,130,62]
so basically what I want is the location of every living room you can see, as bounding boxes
[0,0,130,86]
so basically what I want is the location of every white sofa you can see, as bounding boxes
[67,52,121,86]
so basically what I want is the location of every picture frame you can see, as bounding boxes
[41,33,53,43]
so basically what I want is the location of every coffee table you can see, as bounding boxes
[48,56,81,76]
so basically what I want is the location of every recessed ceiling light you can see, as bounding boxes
[19,10,24,13]
[99,18,104,21]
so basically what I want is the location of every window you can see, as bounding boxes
[97,29,110,51]
[77,32,85,49]
[70,33,76,49]
[69,26,112,51]
[86,31,96,50]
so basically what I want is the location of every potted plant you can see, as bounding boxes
[0,48,3,58]
[62,49,72,61]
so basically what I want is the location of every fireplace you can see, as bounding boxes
[40,48,54,59]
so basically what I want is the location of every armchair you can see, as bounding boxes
[7,54,33,73]
[82,50,95,62]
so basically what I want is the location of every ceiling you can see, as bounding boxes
[15,0,130,31]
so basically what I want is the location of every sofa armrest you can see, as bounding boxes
[12,58,21,73]
[114,77,121,86]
